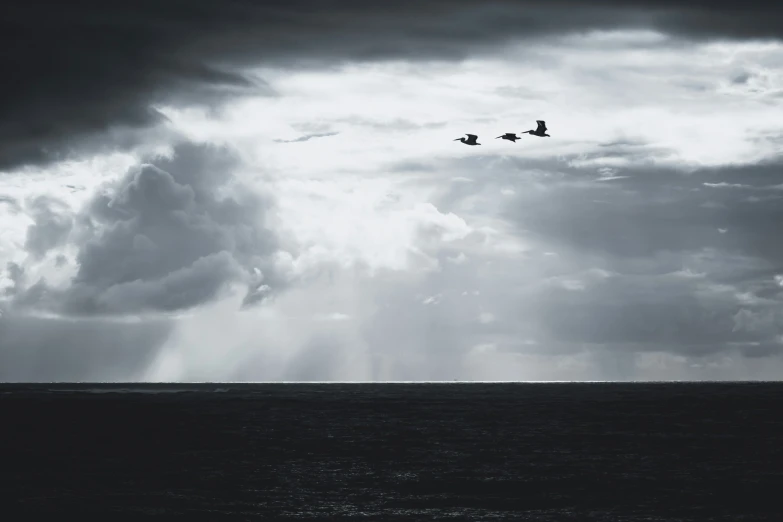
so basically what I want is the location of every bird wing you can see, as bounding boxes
[466,134,477,139]
[536,120,547,132]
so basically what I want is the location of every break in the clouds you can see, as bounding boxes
[3,0,783,171]
[2,2,783,381]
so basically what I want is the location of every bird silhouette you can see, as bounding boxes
[523,120,550,137]
[496,133,520,142]
[454,134,480,145]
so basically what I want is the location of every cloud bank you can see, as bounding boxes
[6,142,280,316]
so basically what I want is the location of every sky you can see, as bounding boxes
[2,1,783,381]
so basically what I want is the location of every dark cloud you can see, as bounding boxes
[530,279,771,348]
[732,72,752,85]
[496,158,783,265]
[3,0,782,171]
[420,151,783,360]
[10,141,281,316]
[525,158,783,354]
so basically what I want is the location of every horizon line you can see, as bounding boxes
[3,380,779,385]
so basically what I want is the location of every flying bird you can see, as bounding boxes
[454,134,480,145]
[496,133,520,142]
[523,120,550,137]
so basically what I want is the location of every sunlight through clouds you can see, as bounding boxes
[3,10,783,380]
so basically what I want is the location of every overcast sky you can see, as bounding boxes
[2,1,783,381]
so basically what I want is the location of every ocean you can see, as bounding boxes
[1,382,781,520]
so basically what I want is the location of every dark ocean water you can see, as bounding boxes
[1,382,782,520]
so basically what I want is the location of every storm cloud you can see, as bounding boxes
[8,141,280,316]
[3,0,783,171]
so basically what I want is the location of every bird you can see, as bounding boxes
[454,134,480,145]
[496,133,520,142]
[523,120,550,137]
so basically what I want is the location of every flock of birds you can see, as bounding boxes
[454,120,550,146]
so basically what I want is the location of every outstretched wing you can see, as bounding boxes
[536,120,547,132]
[466,134,478,140]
